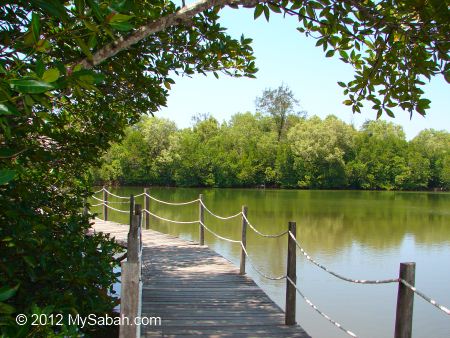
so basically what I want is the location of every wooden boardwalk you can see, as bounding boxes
[93,219,310,337]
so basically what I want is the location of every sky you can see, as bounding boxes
[158,4,449,140]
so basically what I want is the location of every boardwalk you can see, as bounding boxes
[93,219,310,337]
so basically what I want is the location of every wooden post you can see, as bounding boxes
[239,205,248,275]
[394,262,416,338]
[199,194,204,245]
[129,195,135,231]
[128,204,141,263]
[285,221,297,325]
[120,203,142,338]
[144,188,150,229]
[102,186,108,221]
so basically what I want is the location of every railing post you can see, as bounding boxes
[127,204,141,263]
[129,195,135,231]
[285,221,297,325]
[394,262,415,338]
[240,205,248,275]
[199,194,204,245]
[102,186,108,221]
[120,203,142,338]
[144,188,150,229]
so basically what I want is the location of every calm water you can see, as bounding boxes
[91,188,450,338]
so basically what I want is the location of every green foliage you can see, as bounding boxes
[288,115,356,188]
[95,114,449,191]
[1,1,257,335]
[256,0,449,118]
[255,83,303,141]
[1,0,448,335]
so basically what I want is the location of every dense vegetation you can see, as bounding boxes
[1,0,448,336]
[94,113,449,191]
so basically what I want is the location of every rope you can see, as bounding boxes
[199,200,242,220]
[91,196,129,204]
[286,276,358,337]
[95,203,129,213]
[93,188,104,194]
[145,193,199,206]
[399,279,450,315]
[240,244,287,281]
[102,188,130,199]
[289,232,399,285]
[142,209,199,224]
[199,221,242,243]
[242,213,289,238]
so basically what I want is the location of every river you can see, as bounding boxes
[90,187,450,338]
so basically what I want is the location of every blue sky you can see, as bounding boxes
[158,4,449,140]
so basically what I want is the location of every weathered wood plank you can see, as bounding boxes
[92,219,310,338]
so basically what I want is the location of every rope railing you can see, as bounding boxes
[144,192,199,206]
[91,195,130,204]
[142,209,199,224]
[242,213,289,238]
[95,202,129,213]
[199,200,242,220]
[199,220,242,244]
[240,243,287,281]
[399,279,450,316]
[89,187,450,338]
[286,276,358,337]
[289,232,399,285]
[102,188,130,199]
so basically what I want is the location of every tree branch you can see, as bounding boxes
[76,0,265,70]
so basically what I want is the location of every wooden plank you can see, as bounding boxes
[92,219,310,338]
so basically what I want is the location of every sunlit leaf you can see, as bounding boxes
[9,79,54,94]
[42,68,60,83]
[0,103,19,116]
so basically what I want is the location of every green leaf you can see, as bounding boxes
[9,79,54,94]
[0,285,19,302]
[337,81,346,87]
[163,81,171,90]
[109,13,134,23]
[36,39,51,52]
[109,21,133,31]
[326,50,335,57]
[343,99,352,106]
[385,108,395,118]
[0,103,20,116]
[254,4,264,19]
[0,169,17,185]
[31,13,40,42]
[268,3,281,13]
[263,6,270,21]
[86,0,104,22]
[42,68,60,83]
[29,0,69,21]
[75,37,93,59]
[75,70,105,85]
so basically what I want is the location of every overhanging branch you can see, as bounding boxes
[76,0,265,70]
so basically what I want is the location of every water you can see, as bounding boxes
[91,188,450,338]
